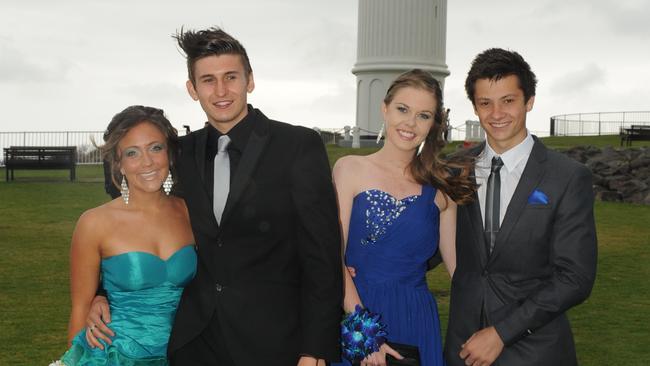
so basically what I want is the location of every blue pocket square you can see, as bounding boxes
[528,189,549,205]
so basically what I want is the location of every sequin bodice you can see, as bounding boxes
[360,189,420,245]
[345,186,439,287]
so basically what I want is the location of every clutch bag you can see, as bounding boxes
[386,341,420,366]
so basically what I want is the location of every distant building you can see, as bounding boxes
[465,120,485,141]
[353,0,449,138]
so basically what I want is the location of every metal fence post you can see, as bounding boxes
[550,117,555,136]
[598,112,601,136]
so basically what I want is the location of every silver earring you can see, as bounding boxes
[120,176,129,205]
[417,140,426,156]
[163,172,173,195]
[376,123,384,144]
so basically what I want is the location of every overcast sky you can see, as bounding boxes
[1,0,648,138]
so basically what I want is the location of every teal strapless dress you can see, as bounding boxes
[61,245,197,365]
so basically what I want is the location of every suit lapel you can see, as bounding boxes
[220,113,270,225]
[489,138,547,264]
[193,127,208,184]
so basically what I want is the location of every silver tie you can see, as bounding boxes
[213,135,230,224]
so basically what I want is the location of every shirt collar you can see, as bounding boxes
[206,104,256,154]
[484,130,534,172]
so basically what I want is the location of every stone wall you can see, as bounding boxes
[560,146,650,205]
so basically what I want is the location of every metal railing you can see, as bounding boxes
[314,127,346,145]
[550,111,650,136]
[0,131,105,166]
[3,120,564,167]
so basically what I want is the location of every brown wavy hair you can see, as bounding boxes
[385,69,476,204]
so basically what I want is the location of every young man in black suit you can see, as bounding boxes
[87,27,342,366]
[444,48,597,366]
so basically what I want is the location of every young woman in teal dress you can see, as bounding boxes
[333,70,474,366]
[55,106,196,365]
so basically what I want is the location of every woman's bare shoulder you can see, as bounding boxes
[333,154,373,178]
[75,198,126,233]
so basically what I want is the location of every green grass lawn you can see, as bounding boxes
[1,138,649,364]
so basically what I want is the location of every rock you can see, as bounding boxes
[596,190,622,202]
[636,166,650,178]
[563,146,600,164]
[630,156,650,170]
[603,175,628,191]
[606,160,630,175]
[624,190,650,204]
[591,173,607,187]
[618,179,648,196]
[585,158,611,174]
[559,145,649,205]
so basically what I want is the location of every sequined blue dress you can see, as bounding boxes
[60,245,197,365]
[337,186,444,366]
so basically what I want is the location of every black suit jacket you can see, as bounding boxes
[168,108,343,365]
[445,137,597,366]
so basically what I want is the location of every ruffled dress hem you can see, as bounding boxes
[61,343,168,366]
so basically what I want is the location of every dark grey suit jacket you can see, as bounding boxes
[445,137,597,366]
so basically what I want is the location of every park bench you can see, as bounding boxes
[3,146,77,181]
[620,125,650,147]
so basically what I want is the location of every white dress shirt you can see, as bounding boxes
[476,131,535,226]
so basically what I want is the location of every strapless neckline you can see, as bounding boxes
[61,243,196,365]
[102,244,195,262]
[353,188,424,202]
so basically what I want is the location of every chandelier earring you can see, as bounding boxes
[376,122,385,144]
[120,176,130,205]
[162,171,173,196]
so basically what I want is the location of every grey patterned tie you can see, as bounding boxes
[484,156,504,254]
[213,135,230,224]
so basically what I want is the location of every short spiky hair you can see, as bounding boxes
[465,48,537,105]
[173,26,253,84]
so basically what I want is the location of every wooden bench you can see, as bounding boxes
[620,125,650,147]
[3,146,77,181]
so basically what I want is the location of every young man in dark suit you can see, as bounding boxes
[444,48,597,366]
[86,27,342,366]
[168,27,342,366]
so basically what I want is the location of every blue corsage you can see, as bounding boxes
[341,305,388,363]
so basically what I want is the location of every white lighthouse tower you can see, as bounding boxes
[353,0,449,140]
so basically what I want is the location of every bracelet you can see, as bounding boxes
[341,304,387,363]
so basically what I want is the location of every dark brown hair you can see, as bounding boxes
[101,105,178,190]
[465,48,537,105]
[386,69,476,204]
[174,26,252,85]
